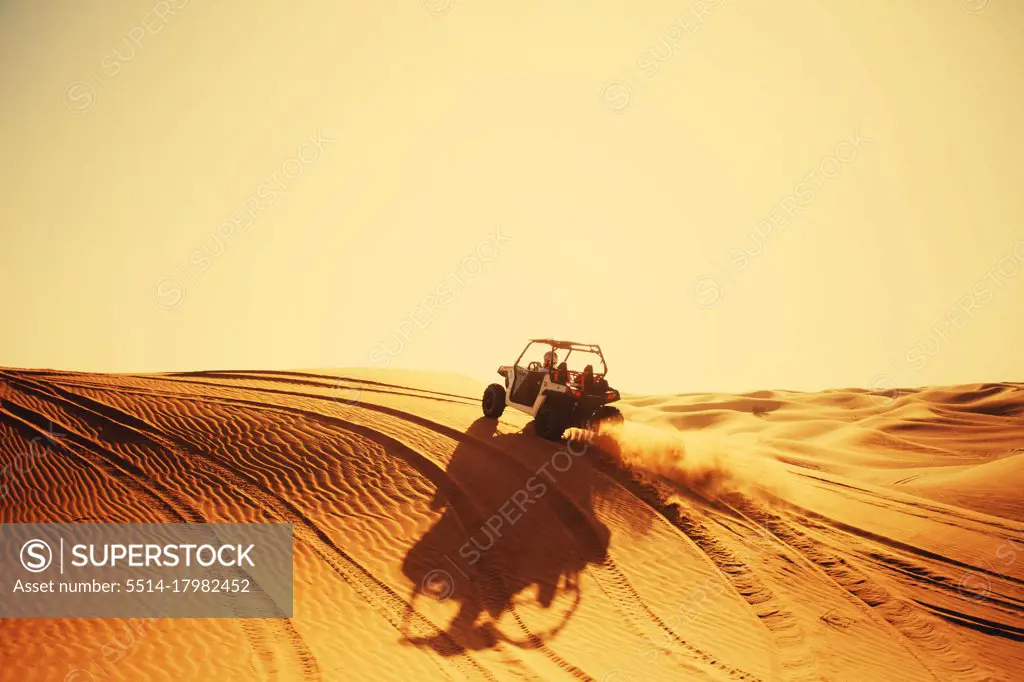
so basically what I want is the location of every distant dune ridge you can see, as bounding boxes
[0,368,1022,681]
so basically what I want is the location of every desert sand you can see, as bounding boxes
[0,368,1021,681]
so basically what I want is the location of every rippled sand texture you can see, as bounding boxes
[0,368,1021,681]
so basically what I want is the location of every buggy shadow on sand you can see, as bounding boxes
[400,418,612,654]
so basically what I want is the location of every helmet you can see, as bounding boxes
[543,350,557,369]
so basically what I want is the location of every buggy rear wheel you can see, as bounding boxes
[535,401,571,441]
[586,405,623,434]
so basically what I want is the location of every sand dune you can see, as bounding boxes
[1,368,1022,681]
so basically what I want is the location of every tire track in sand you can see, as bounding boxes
[719,492,1000,681]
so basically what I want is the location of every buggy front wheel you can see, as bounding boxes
[482,383,506,419]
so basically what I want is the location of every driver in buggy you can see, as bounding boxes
[542,350,557,371]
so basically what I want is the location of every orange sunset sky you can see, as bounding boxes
[1,0,1022,395]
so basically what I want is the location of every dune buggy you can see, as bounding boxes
[481,338,624,440]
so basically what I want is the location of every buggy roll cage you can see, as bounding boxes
[512,338,609,376]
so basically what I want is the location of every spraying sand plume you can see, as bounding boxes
[593,420,792,502]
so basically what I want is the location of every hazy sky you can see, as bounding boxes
[1,0,1022,395]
